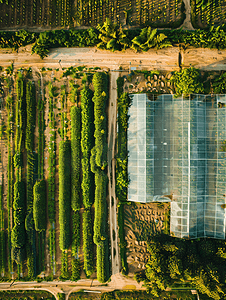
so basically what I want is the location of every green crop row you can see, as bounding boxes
[15,73,24,154]
[92,72,108,169]
[37,79,45,180]
[25,81,36,278]
[47,83,57,274]
[0,196,5,274]
[91,72,109,283]
[71,106,81,212]
[33,180,46,232]
[59,140,71,251]
[60,250,69,280]
[5,93,14,273]
[116,91,131,275]
[11,181,26,264]
[81,86,94,209]
[83,209,94,277]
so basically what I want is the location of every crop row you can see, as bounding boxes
[59,140,71,251]
[91,72,109,283]
[47,82,56,273]
[25,81,36,279]
[70,106,81,280]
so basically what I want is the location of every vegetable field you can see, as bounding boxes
[0,0,184,29]
[0,65,110,281]
[191,0,226,28]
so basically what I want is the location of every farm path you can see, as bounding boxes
[1,46,226,71]
[179,0,194,30]
[108,71,120,275]
[0,275,145,299]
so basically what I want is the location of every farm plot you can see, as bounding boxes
[0,65,109,282]
[124,202,170,274]
[0,0,184,29]
[191,0,226,28]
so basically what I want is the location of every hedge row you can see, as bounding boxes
[71,106,81,212]
[37,79,45,180]
[83,209,94,277]
[11,181,26,264]
[25,80,36,278]
[0,194,5,274]
[15,73,24,154]
[71,212,80,281]
[59,140,71,251]
[4,25,226,59]
[47,83,56,224]
[116,91,131,275]
[92,72,108,169]
[33,180,46,232]
[70,106,81,281]
[91,72,109,283]
[81,86,94,209]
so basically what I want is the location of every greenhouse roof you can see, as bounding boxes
[127,94,226,239]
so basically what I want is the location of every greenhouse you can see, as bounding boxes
[127,93,226,239]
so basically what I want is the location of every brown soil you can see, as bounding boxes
[124,202,170,274]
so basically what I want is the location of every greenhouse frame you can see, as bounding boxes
[127,93,226,239]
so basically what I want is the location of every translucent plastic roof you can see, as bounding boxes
[127,94,226,239]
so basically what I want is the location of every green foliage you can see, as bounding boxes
[71,106,81,212]
[83,209,94,277]
[97,18,130,51]
[71,258,80,281]
[144,234,226,299]
[91,72,108,169]
[59,140,71,250]
[81,86,94,209]
[131,27,172,52]
[212,72,226,94]
[33,180,46,232]
[31,29,99,59]
[60,250,69,280]
[170,67,204,97]
[91,72,109,283]
[116,91,131,275]
[12,181,26,252]
[57,293,66,300]
[93,170,109,283]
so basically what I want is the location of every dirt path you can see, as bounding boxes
[108,71,120,275]
[179,0,194,30]
[0,275,145,300]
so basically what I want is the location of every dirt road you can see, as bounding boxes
[0,46,179,70]
[108,71,120,275]
[0,275,145,299]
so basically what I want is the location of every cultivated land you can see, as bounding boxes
[0,0,184,29]
[1,0,226,299]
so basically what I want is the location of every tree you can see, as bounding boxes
[131,27,172,52]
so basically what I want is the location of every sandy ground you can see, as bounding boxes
[0,46,180,71]
[1,46,226,71]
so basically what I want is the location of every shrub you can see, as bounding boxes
[72,211,80,256]
[33,180,46,232]
[170,67,204,97]
[59,140,71,250]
